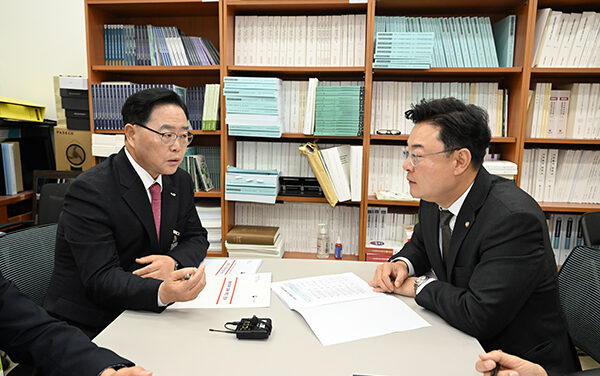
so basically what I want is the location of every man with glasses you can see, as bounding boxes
[45,88,208,338]
[369,98,578,374]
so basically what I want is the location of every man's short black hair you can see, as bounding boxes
[121,88,189,126]
[405,97,491,168]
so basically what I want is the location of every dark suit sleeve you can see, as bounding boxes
[61,177,162,312]
[167,173,208,268]
[0,273,132,376]
[415,211,549,340]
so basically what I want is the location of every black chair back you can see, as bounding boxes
[558,245,600,363]
[0,224,58,306]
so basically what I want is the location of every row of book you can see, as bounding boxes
[103,24,219,66]
[225,225,283,258]
[196,203,221,253]
[521,149,600,204]
[234,14,366,67]
[366,207,418,247]
[279,80,362,134]
[313,86,364,137]
[236,141,315,178]
[373,32,435,69]
[182,146,221,190]
[368,145,411,200]
[234,201,360,256]
[371,81,508,137]
[532,9,600,68]
[374,15,513,67]
[0,141,23,196]
[526,82,600,139]
[547,213,584,266]
[91,82,220,131]
[224,76,282,138]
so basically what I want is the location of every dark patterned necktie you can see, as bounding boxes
[440,209,453,260]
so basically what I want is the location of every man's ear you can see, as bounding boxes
[124,123,135,143]
[454,148,472,175]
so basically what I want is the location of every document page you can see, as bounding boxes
[271,272,377,310]
[201,258,262,276]
[272,272,430,346]
[169,272,271,309]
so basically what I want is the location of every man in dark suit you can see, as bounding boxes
[1,272,151,376]
[369,98,579,374]
[44,88,208,338]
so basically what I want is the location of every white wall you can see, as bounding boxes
[0,0,87,121]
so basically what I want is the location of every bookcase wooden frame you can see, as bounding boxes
[84,0,600,261]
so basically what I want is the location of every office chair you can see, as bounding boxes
[558,245,600,367]
[580,212,600,247]
[0,223,58,306]
[0,223,58,375]
[0,170,80,233]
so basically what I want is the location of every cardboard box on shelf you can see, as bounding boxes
[54,128,93,171]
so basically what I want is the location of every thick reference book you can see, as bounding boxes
[493,15,516,67]
[226,225,281,245]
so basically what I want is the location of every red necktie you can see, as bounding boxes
[149,182,161,240]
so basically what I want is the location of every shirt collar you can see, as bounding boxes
[124,147,162,191]
[440,182,474,217]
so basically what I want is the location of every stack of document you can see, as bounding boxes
[483,160,518,180]
[169,259,270,309]
[224,76,282,138]
[272,272,430,346]
[226,225,284,258]
[373,32,434,69]
[225,166,279,204]
[313,86,364,136]
[196,202,222,253]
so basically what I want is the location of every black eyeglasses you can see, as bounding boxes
[376,129,401,135]
[402,148,460,167]
[133,122,193,146]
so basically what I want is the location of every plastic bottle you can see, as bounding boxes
[334,236,342,259]
[316,223,329,258]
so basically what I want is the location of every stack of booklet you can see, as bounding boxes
[225,225,284,258]
[224,76,282,138]
[373,32,435,69]
[313,86,364,136]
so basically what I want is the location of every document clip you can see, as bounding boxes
[209,315,272,340]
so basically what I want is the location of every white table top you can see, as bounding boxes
[94,258,483,376]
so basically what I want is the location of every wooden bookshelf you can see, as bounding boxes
[84,0,600,262]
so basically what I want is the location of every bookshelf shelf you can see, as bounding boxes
[372,67,522,77]
[190,130,221,136]
[280,133,363,141]
[369,135,517,143]
[530,68,600,78]
[367,196,420,207]
[225,0,367,12]
[525,138,600,145]
[539,202,600,213]
[92,65,221,73]
[275,196,361,205]
[227,66,367,78]
[95,129,124,134]
[194,190,222,198]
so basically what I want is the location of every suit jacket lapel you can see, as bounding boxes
[159,173,179,250]
[445,168,492,280]
[116,149,159,248]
